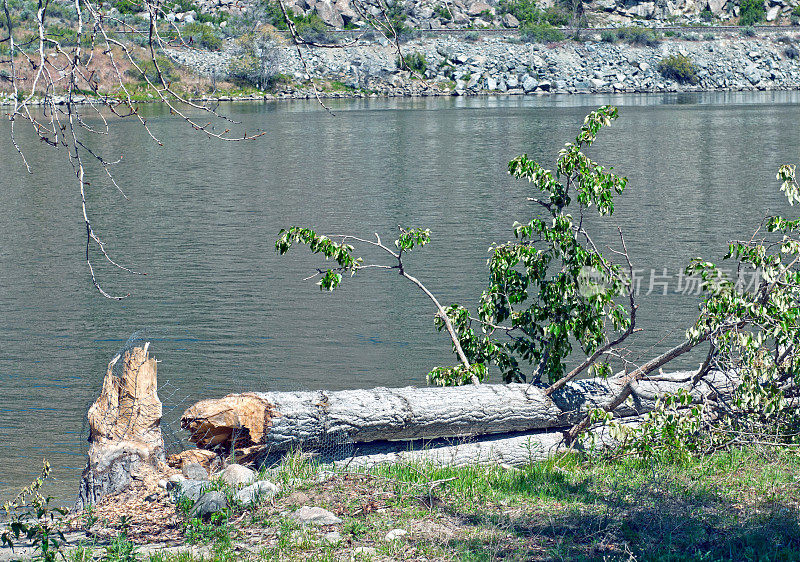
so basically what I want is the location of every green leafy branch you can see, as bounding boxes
[276,226,483,384]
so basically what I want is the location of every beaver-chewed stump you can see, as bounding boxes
[76,345,166,510]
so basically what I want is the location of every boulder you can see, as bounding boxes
[191,491,228,519]
[315,0,344,27]
[178,479,212,501]
[766,5,781,20]
[217,464,257,487]
[707,0,727,14]
[522,75,537,92]
[502,13,520,27]
[182,462,209,481]
[467,1,494,16]
[290,506,342,525]
[235,481,280,506]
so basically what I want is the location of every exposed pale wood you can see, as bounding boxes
[167,448,218,471]
[181,370,737,460]
[76,346,166,510]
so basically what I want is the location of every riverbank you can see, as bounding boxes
[2,446,799,561]
[160,30,800,98]
[2,30,800,107]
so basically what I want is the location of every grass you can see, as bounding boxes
[50,446,800,561]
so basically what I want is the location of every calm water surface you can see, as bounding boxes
[1,92,799,501]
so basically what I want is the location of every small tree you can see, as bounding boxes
[228,27,281,90]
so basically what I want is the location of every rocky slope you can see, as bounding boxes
[166,32,800,98]
[182,0,800,30]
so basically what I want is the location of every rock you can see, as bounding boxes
[537,80,552,92]
[179,479,211,502]
[453,11,470,24]
[324,531,342,544]
[767,5,781,20]
[708,0,727,13]
[589,78,606,88]
[467,1,494,16]
[353,547,377,556]
[315,0,344,27]
[183,462,209,481]
[217,464,256,487]
[169,474,186,484]
[183,13,195,23]
[289,506,342,526]
[191,491,228,519]
[502,13,519,27]
[506,75,519,88]
[235,480,280,506]
[522,75,537,92]
[384,528,408,541]
[745,65,762,85]
[158,479,168,490]
[487,76,498,90]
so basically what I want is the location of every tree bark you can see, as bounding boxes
[76,346,166,510]
[180,370,738,460]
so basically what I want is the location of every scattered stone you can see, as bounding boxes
[289,506,342,526]
[324,530,342,544]
[385,528,408,541]
[217,464,256,487]
[191,491,228,519]
[235,480,280,506]
[182,462,209,481]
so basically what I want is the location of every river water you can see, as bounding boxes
[1,91,799,502]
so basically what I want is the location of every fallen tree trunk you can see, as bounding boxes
[181,370,738,460]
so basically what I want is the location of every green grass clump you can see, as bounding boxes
[658,53,699,84]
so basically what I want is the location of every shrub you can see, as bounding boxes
[125,55,180,84]
[542,6,570,26]
[704,33,715,40]
[699,8,713,21]
[520,22,565,43]
[738,0,764,26]
[616,26,659,46]
[740,25,756,36]
[396,51,427,73]
[434,4,452,20]
[663,29,676,37]
[657,53,699,84]
[600,29,616,42]
[785,45,800,59]
[183,22,223,50]
[498,0,541,25]
[464,30,479,41]
[111,0,140,15]
[295,13,334,43]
